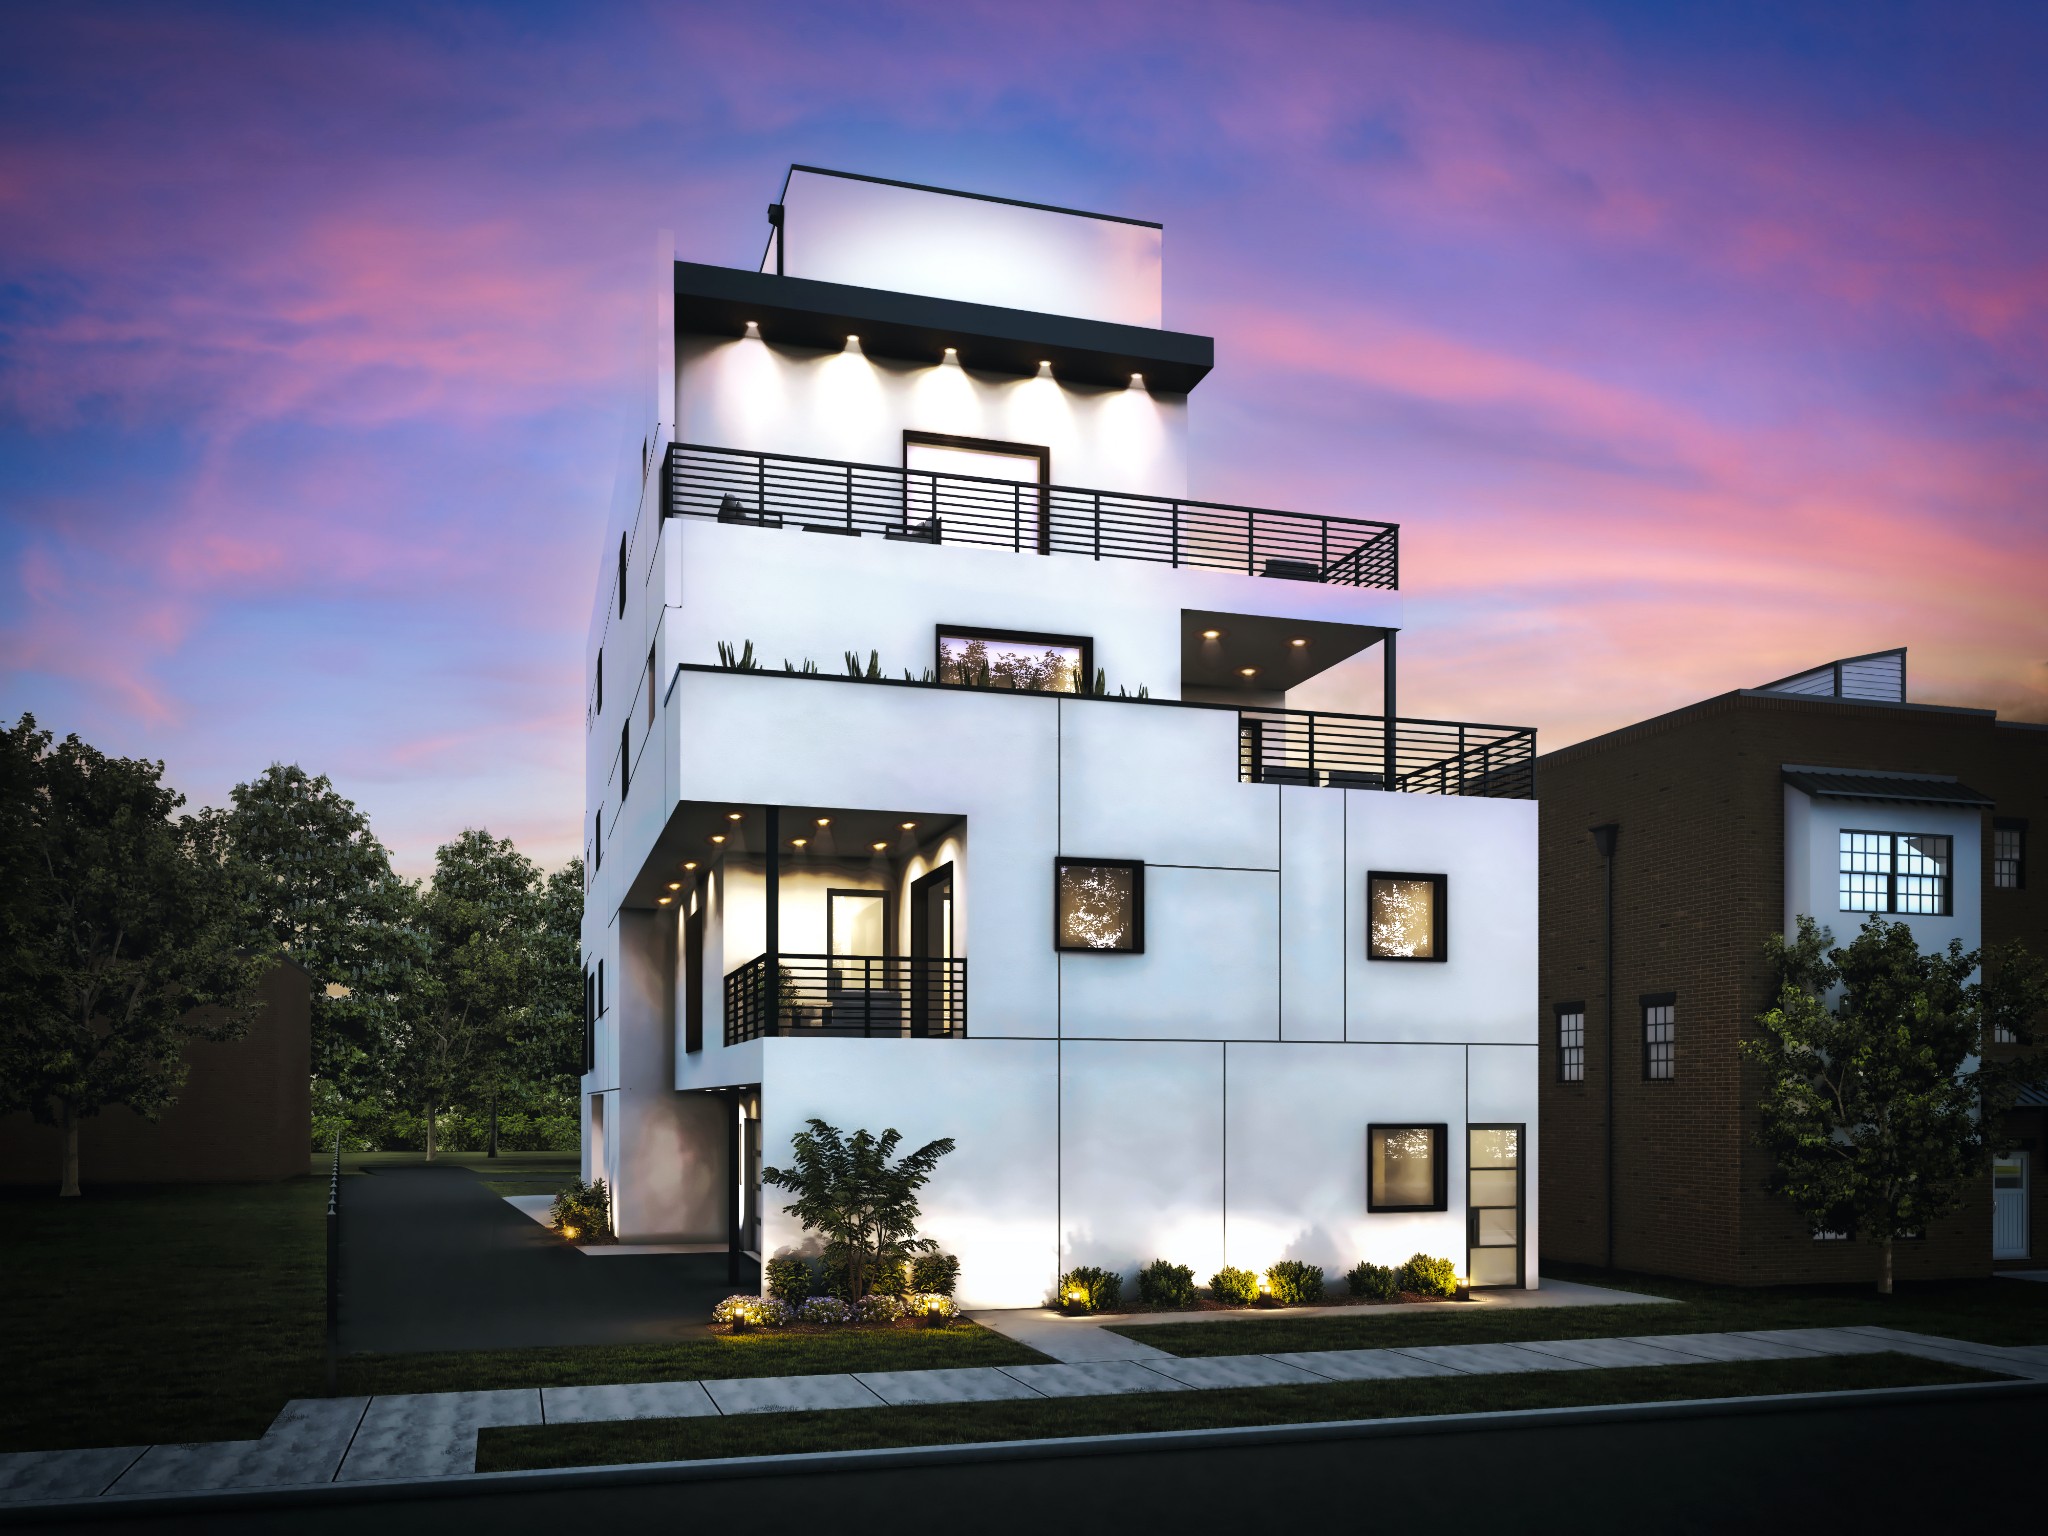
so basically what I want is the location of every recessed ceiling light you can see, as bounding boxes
[657,895,672,905]
[709,834,726,844]
[726,811,744,822]
[1240,667,1258,677]
[1291,637,1308,648]
[666,881,681,891]
[900,821,917,830]
[815,817,831,827]
[943,346,957,357]
[791,838,808,848]
[682,861,697,871]
[872,841,888,851]
[1202,629,1222,640]
[1130,372,1144,385]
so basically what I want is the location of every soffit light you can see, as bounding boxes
[726,811,744,822]
[791,838,808,848]
[666,881,681,890]
[1201,629,1222,640]
[815,817,831,827]
[1130,373,1144,385]
[1291,637,1309,648]
[657,896,672,905]
[872,841,889,851]
[943,347,958,358]
[709,834,726,844]
[1240,667,1258,677]
[681,860,697,871]
[900,821,917,830]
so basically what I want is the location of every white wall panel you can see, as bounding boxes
[1223,1042,1469,1276]
[762,1038,1059,1310]
[1060,866,1278,1041]
[1784,785,1981,956]
[1059,701,1278,870]
[1280,785,1345,1040]
[1059,1041,1224,1281]
[1346,792,1538,1044]
[613,909,728,1241]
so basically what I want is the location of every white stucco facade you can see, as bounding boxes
[581,169,1539,1309]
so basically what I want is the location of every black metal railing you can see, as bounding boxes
[667,442,1398,589]
[1238,708,1535,798]
[724,952,969,1046]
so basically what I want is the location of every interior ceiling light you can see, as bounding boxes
[1291,637,1309,648]
[1201,629,1222,640]
[1240,667,1258,677]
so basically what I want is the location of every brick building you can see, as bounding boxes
[1535,649,2045,1285]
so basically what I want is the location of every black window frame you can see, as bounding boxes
[1054,857,1145,954]
[1365,870,1448,963]
[617,533,628,618]
[1642,992,1676,1082]
[593,809,602,871]
[582,966,595,1074]
[1555,1000,1586,1084]
[1839,829,1954,917]
[1994,818,2027,892]
[1366,1123,1449,1213]
[595,647,603,716]
[904,431,1053,554]
[620,718,631,798]
[935,623,1093,695]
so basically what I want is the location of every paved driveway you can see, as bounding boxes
[340,1165,754,1353]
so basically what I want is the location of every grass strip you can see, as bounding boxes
[476,1353,2002,1472]
[1108,1267,2048,1357]
[340,1323,1051,1397]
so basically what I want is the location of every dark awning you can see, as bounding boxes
[1781,766,1993,809]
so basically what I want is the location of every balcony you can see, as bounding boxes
[666,443,1399,589]
[1239,708,1535,798]
[724,952,968,1046]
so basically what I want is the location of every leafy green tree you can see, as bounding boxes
[1746,915,2046,1294]
[761,1118,955,1298]
[385,830,540,1159]
[0,716,269,1196]
[223,764,412,1101]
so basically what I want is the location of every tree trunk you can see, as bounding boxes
[1878,1237,1894,1296]
[59,1102,80,1199]
[425,1104,437,1162]
[487,1096,499,1160]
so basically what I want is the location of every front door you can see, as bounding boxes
[910,862,955,1037]
[1467,1124,1524,1288]
[1994,1152,2030,1260]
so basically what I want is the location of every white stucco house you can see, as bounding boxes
[581,166,1540,1308]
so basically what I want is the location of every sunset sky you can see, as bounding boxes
[4,1,2044,873]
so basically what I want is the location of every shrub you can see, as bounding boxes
[798,1295,855,1325]
[855,1293,904,1324]
[1209,1265,1259,1306]
[1400,1253,1460,1298]
[909,1252,961,1297]
[713,1295,792,1328]
[1135,1260,1197,1308]
[765,1255,813,1304]
[549,1178,613,1242]
[906,1292,958,1322]
[1346,1261,1400,1301]
[1057,1266,1124,1313]
[1266,1260,1325,1304]
[869,1257,912,1298]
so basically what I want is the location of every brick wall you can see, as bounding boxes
[1537,693,2046,1285]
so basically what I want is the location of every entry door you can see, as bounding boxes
[1994,1152,2030,1260]
[1468,1125,1524,1288]
[910,862,955,1037]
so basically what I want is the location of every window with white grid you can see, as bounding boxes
[1994,822,2025,891]
[1839,831,1891,911]
[1643,996,1676,1081]
[1556,1005,1585,1083]
[1840,830,1952,916]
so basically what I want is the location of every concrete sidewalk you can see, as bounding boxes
[5,1324,2044,1508]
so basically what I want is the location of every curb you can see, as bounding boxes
[7,1374,2041,1524]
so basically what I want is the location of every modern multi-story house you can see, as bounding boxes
[581,167,1540,1308]
[1536,648,2046,1285]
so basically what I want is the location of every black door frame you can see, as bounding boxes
[909,862,954,1037]
[1467,1122,1526,1289]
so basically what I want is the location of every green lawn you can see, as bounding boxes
[1107,1265,2048,1357]
[475,1352,2003,1472]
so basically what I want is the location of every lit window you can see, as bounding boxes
[1840,831,1952,916]
[1556,1004,1585,1083]
[1367,872,1446,961]
[938,626,1090,694]
[1367,1124,1447,1212]
[1055,859,1143,952]
[1643,995,1676,1081]
[1994,820,2026,891]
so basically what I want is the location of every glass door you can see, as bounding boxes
[1994,1152,2029,1260]
[1468,1125,1524,1288]
[910,863,954,1037]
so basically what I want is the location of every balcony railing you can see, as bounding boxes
[667,443,1399,589]
[1239,708,1535,798]
[724,952,968,1046]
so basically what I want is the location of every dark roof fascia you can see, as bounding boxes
[674,261,1213,393]
[1780,766,1994,809]
[1535,688,1999,769]
[1995,719,2048,735]
[784,164,1162,228]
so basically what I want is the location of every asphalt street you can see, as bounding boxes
[22,1387,2045,1534]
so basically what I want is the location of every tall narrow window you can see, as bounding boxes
[594,809,602,871]
[1840,831,1952,916]
[644,645,657,732]
[1994,820,2026,891]
[1367,1124,1447,1212]
[620,718,631,797]
[595,648,603,713]
[684,894,705,1054]
[1643,994,1676,1081]
[1055,859,1143,952]
[1556,1003,1586,1083]
[1366,872,1446,961]
[617,533,628,617]
[583,968,595,1074]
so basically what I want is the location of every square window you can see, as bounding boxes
[1367,872,1446,961]
[1840,830,1953,916]
[938,625,1090,694]
[1642,994,1676,1081]
[1367,1124,1447,1212]
[1556,1003,1586,1083]
[1055,859,1143,952]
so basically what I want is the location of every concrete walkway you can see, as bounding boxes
[6,1323,2045,1508]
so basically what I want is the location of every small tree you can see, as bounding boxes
[1745,915,2045,1294]
[761,1118,954,1299]
[0,716,269,1196]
